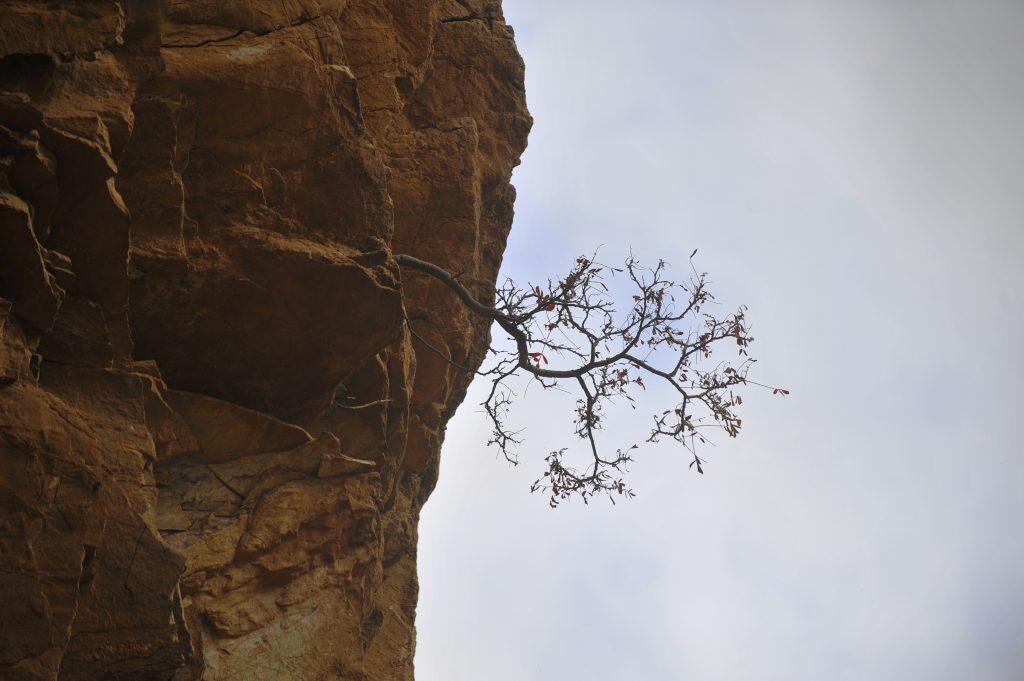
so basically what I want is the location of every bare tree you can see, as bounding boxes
[396,251,786,507]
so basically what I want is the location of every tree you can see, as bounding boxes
[395,251,786,507]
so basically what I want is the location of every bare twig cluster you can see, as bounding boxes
[396,251,784,507]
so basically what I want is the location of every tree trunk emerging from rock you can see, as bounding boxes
[396,252,786,507]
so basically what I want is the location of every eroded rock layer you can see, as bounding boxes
[0,2,530,678]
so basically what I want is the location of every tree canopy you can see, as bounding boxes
[396,251,785,507]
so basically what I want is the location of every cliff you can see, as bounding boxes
[0,2,530,678]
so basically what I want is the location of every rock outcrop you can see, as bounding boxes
[0,2,530,678]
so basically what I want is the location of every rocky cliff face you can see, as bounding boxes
[0,2,530,678]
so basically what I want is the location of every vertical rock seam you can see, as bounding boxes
[0,1,531,679]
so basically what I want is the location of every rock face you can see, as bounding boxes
[0,2,530,679]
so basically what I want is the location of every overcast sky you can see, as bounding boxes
[416,2,1024,679]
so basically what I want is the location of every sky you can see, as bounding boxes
[415,2,1024,679]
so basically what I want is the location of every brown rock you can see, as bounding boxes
[0,1,530,678]
[164,389,312,463]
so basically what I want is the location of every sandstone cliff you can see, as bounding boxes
[0,2,530,678]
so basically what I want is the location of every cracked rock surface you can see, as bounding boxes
[0,1,530,678]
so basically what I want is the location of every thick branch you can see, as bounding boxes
[395,254,498,320]
[397,254,659,380]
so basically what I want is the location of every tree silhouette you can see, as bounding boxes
[396,251,785,507]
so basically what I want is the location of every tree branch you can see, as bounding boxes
[394,251,783,506]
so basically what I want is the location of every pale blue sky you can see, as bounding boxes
[416,2,1024,679]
